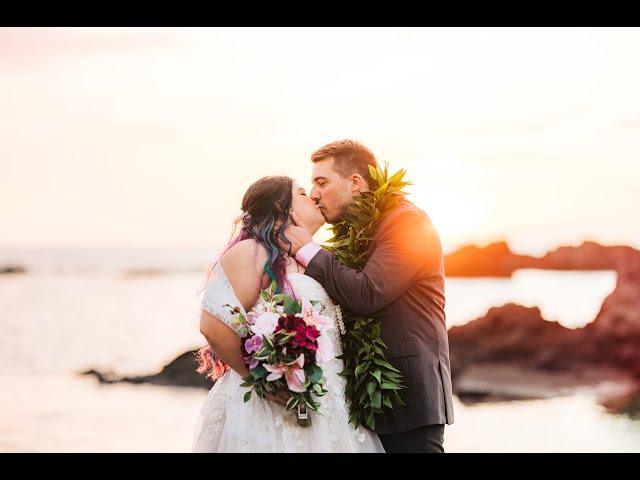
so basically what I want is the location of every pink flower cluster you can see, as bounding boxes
[237,297,334,395]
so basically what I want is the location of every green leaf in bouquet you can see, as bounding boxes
[262,334,275,350]
[243,391,252,402]
[307,399,320,412]
[371,369,382,384]
[285,396,299,410]
[271,293,285,304]
[236,326,250,338]
[304,364,323,384]
[254,384,262,396]
[268,280,277,295]
[250,365,268,380]
[283,295,301,315]
[275,331,296,345]
[260,289,271,303]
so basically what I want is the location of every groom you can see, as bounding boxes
[284,139,454,453]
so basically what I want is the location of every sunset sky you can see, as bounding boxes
[2,27,640,255]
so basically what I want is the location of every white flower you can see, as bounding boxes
[316,334,335,366]
[250,312,280,336]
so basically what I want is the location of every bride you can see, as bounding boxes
[191,175,385,453]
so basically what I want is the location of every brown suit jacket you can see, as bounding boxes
[305,199,454,434]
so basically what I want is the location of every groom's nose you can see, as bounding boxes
[310,186,321,202]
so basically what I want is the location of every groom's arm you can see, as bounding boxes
[299,210,442,316]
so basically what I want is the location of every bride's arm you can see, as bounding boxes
[200,310,251,378]
[199,240,266,378]
[199,240,291,405]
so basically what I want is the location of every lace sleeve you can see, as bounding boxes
[201,262,248,330]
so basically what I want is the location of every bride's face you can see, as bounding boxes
[290,180,325,234]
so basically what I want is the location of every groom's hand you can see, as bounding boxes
[281,211,313,256]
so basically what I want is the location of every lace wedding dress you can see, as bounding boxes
[191,261,385,453]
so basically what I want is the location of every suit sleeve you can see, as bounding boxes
[304,210,442,316]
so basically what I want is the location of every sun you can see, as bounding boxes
[407,156,489,250]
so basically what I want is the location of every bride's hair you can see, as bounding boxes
[236,175,295,292]
[196,175,296,380]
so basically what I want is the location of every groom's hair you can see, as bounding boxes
[311,139,378,184]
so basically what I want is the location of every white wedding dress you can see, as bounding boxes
[191,261,385,453]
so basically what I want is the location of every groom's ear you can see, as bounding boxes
[350,173,370,193]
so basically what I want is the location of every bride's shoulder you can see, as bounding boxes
[220,239,268,276]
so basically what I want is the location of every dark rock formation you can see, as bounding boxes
[579,259,640,378]
[0,265,26,274]
[448,258,640,395]
[81,350,213,389]
[538,241,640,271]
[444,240,640,277]
[447,304,579,380]
[444,241,538,277]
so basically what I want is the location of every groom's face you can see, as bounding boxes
[310,157,354,224]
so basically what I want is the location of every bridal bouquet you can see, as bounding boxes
[224,281,332,426]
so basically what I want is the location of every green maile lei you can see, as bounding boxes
[322,163,412,430]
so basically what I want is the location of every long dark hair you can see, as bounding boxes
[195,175,295,380]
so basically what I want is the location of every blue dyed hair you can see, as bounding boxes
[235,175,294,294]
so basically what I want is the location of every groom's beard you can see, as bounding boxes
[324,203,351,225]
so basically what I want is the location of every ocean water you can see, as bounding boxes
[1,248,638,452]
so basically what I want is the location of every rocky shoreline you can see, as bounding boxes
[448,255,640,411]
[81,241,640,413]
[444,240,640,277]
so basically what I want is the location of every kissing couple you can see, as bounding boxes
[191,139,454,453]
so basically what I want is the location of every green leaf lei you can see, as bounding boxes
[323,163,412,430]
